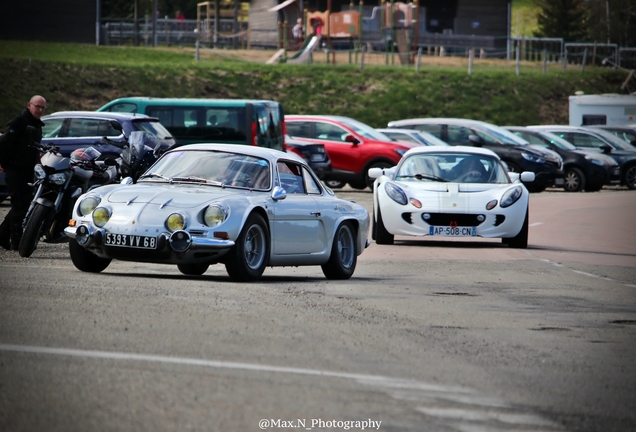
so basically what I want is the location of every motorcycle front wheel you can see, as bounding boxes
[18,203,49,258]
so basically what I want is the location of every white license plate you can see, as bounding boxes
[105,233,158,249]
[429,226,477,237]
[554,178,564,186]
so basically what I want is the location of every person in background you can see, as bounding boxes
[175,10,185,20]
[0,95,46,251]
[292,18,304,49]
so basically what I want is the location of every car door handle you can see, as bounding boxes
[310,211,321,217]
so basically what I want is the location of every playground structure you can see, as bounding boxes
[196,0,249,48]
[273,0,419,65]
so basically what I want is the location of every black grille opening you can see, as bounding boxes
[401,213,413,224]
[494,214,506,226]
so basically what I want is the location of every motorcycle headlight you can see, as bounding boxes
[384,182,408,205]
[79,196,101,216]
[34,164,46,180]
[203,205,228,228]
[49,172,67,185]
[92,207,111,227]
[166,213,187,232]
[500,186,523,208]
[521,152,545,164]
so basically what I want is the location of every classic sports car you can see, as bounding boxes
[65,144,370,281]
[368,146,535,248]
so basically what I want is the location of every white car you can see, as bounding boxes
[369,146,535,248]
[65,144,370,281]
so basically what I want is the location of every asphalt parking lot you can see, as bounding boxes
[0,186,635,432]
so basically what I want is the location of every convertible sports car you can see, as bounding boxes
[64,144,370,281]
[369,146,535,248]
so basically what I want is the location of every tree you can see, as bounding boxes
[534,0,589,41]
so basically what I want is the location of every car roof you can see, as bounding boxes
[43,111,152,120]
[387,118,499,128]
[103,97,280,107]
[286,114,355,122]
[166,143,305,164]
[403,145,500,158]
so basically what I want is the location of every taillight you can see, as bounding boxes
[251,121,257,146]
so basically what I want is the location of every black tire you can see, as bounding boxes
[624,164,636,190]
[69,239,111,272]
[374,206,394,245]
[324,180,345,189]
[18,203,49,258]
[563,167,585,192]
[225,213,269,282]
[177,263,210,276]
[321,222,357,280]
[349,181,368,190]
[506,209,529,249]
[365,160,394,189]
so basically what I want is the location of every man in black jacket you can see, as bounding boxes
[0,95,46,250]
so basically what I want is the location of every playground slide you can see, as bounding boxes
[286,35,321,64]
[266,48,286,64]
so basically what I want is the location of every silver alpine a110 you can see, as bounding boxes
[65,144,370,281]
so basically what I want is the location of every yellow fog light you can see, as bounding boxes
[166,213,186,232]
[79,196,101,216]
[204,205,228,228]
[92,207,111,227]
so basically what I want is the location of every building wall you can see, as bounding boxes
[249,0,281,47]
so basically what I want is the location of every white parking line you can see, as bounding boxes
[529,222,544,227]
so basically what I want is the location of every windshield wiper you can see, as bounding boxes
[397,173,449,182]
[138,173,171,181]
[172,176,210,183]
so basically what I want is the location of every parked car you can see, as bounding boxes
[283,135,331,180]
[589,125,636,148]
[98,97,285,150]
[65,144,370,281]
[375,128,450,146]
[386,118,564,192]
[285,115,419,190]
[504,126,620,192]
[40,111,176,160]
[528,125,636,189]
[368,146,535,248]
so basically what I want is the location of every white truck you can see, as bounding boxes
[569,93,636,126]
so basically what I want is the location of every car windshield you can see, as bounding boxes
[537,131,577,150]
[338,117,394,141]
[135,120,174,140]
[589,128,635,150]
[479,124,530,145]
[396,152,510,184]
[140,150,271,189]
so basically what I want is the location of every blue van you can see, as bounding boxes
[98,97,285,151]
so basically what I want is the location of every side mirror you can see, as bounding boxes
[600,144,612,153]
[468,134,483,147]
[344,134,360,145]
[520,171,536,183]
[271,186,287,201]
[120,177,134,185]
[368,167,395,179]
[109,120,123,133]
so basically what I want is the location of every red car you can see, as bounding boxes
[285,115,418,189]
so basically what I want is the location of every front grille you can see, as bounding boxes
[421,213,485,226]
[494,214,506,226]
[401,213,413,224]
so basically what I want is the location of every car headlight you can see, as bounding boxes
[49,172,68,185]
[166,212,187,232]
[500,186,523,208]
[78,195,101,216]
[521,152,545,164]
[34,164,46,180]
[203,205,228,228]
[585,155,606,166]
[92,207,111,227]
[384,182,407,205]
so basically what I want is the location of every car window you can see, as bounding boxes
[569,132,607,149]
[286,122,311,138]
[446,125,473,145]
[134,120,173,140]
[513,131,547,146]
[385,131,418,143]
[255,105,283,148]
[277,161,306,194]
[303,167,322,194]
[413,124,443,138]
[41,118,65,138]
[315,123,348,142]
[102,102,138,113]
[65,118,120,138]
[397,153,509,184]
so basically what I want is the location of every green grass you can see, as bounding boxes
[0,41,629,129]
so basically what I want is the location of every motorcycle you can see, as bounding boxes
[104,121,168,182]
[18,130,118,258]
